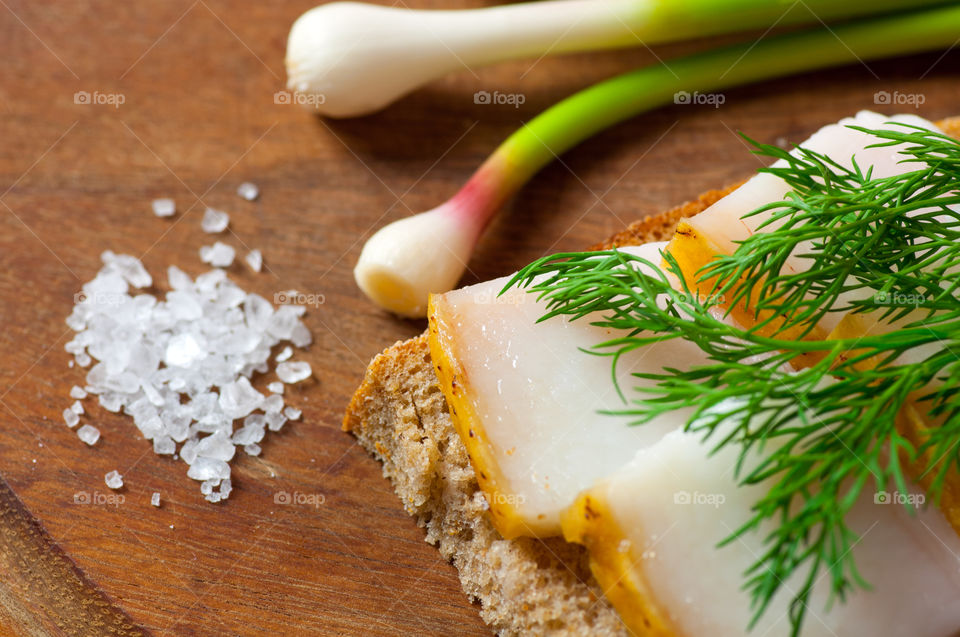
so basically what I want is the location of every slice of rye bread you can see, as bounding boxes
[342,117,960,636]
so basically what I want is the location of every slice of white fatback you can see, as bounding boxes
[428,241,725,538]
[678,110,942,335]
[573,426,960,637]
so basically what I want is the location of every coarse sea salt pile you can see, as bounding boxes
[64,250,312,503]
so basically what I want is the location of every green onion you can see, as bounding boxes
[287,0,948,118]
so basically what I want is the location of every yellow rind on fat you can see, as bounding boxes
[427,293,543,539]
[898,404,960,535]
[825,313,885,371]
[828,312,960,537]
[562,490,676,637]
[666,221,827,368]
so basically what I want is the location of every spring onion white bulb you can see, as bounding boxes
[354,203,481,317]
[286,0,637,118]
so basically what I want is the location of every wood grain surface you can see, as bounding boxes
[0,0,957,634]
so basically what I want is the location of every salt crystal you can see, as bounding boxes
[70,385,87,399]
[244,249,262,273]
[153,436,176,455]
[151,492,161,507]
[194,268,225,292]
[104,470,123,490]
[85,267,127,297]
[201,479,219,495]
[165,333,205,367]
[275,346,292,362]
[283,406,301,421]
[267,306,301,339]
[244,414,266,428]
[231,422,264,445]
[205,491,222,503]
[152,198,175,217]
[166,290,202,320]
[265,411,287,432]
[201,207,229,233]
[218,377,263,419]
[236,182,259,201]
[140,380,164,407]
[180,439,199,465]
[99,393,123,413]
[262,394,284,413]
[243,294,273,329]
[218,283,246,308]
[287,303,306,317]
[199,242,235,268]
[267,382,284,394]
[220,479,232,499]
[135,413,164,440]
[194,416,228,434]
[290,323,312,348]
[103,253,152,288]
[63,408,79,428]
[77,424,100,445]
[195,431,236,462]
[70,401,84,415]
[86,365,107,390]
[65,340,85,355]
[243,443,261,456]
[277,361,311,384]
[162,410,191,440]
[167,265,192,290]
[187,457,230,481]
[104,371,139,394]
[76,352,91,367]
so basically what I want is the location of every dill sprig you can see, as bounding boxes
[503,124,960,636]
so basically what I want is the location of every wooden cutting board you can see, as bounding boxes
[1,0,957,634]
